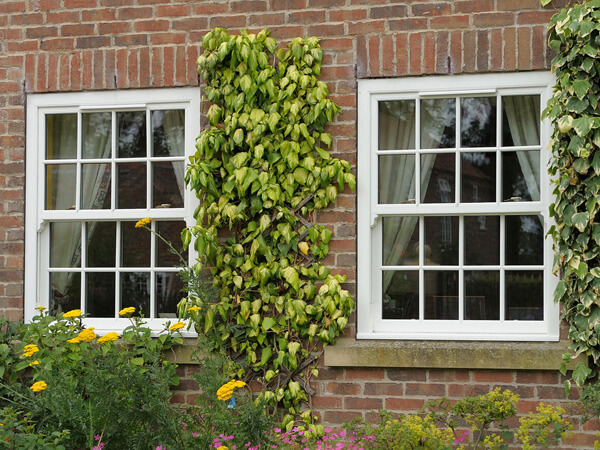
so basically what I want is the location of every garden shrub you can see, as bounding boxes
[178,27,355,426]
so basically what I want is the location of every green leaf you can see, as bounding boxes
[554,280,568,303]
[130,357,144,366]
[259,346,272,366]
[572,79,591,100]
[281,266,300,291]
[572,361,592,387]
[573,116,594,136]
[262,316,276,331]
[566,97,589,114]
[572,211,589,232]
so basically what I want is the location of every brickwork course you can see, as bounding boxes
[2,0,597,447]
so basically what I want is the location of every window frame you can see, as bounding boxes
[24,87,200,334]
[356,72,559,341]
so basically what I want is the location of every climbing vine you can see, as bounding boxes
[177,28,355,427]
[544,0,600,388]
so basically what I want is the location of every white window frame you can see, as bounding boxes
[24,87,200,335]
[356,72,559,341]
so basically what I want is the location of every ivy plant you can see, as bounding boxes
[543,0,600,389]
[177,28,355,427]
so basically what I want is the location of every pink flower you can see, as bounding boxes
[94,435,101,441]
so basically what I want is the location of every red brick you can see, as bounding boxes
[472,370,514,383]
[564,432,600,448]
[364,382,404,396]
[385,397,425,411]
[430,15,471,30]
[448,383,490,398]
[346,368,385,381]
[454,0,494,13]
[309,0,345,6]
[503,27,517,71]
[409,32,421,75]
[309,23,344,37]
[405,382,446,397]
[81,8,116,21]
[531,25,546,69]
[429,370,470,382]
[175,46,187,85]
[163,46,174,87]
[76,36,110,49]
[269,0,307,10]
[9,12,44,26]
[370,5,407,19]
[171,17,209,30]
[38,0,60,9]
[323,410,362,424]
[345,397,383,410]
[324,382,361,395]
[192,2,228,14]
[6,40,40,52]
[92,50,103,90]
[329,9,367,22]
[61,23,95,36]
[516,371,559,385]
[473,12,515,27]
[149,32,186,46]
[128,49,139,88]
[41,38,74,51]
[231,1,267,13]
[312,395,342,409]
[496,0,541,10]
[25,26,58,39]
[64,0,96,7]
[105,48,116,88]
[210,15,247,28]
[395,33,408,76]
[423,31,435,74]
[46,10,80,24]
[490,28,502,71]
[289,9,326,24]
[156,4,191,17]
[477,30,489,71]
[139,47,150,88]
[347,20,385,36]
[248,12,285,26]
[97,22,131,35]
[368,35,379,77]
[117,7,153,20]
[70,52,81,91]
[114,35,148,46]
[517,27,531,70]
[2,1,26,13]
[538,385,578,400]
[412,2,451,16]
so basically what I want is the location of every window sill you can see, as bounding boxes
[323,338,584,370]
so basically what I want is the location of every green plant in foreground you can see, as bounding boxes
[543,0,600,388]
[178,27,355,427]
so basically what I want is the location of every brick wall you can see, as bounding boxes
[2,0,594,447]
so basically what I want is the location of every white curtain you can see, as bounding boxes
[162,110,186,201]
[503,96,540,201]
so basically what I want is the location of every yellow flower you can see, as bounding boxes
[216,446,228,450]
[69,328,96,344]
[118,306,136,316]
[216,379,246,401]
[22,344,39,358]
[169,322,185,332]
[29,360,40,366]
[187,306,202,312]
[63,309,82,319]
[30,381,47,393]
[135,218,152,228]
[97,332,120,344]
[35,306,46,311]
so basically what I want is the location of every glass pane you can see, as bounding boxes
[383,217,419,266]
[420,98,455,149]
[152,110,185,157]
[156,221,188,267]
[81,163,111,209]
[502,95,540,146]
[464,216,500,265]
[152,161,184,208]
[121,272,150,317]
[46,114,77,159]
[50,222,81,267]
[117,111,146,158]
[505,215,544,265]
[464,271,499,320]
[378,100,416,150]
[86,272,115,317]
[502,151,540,202]
[121,221,150,267]
[82,112,111,159]
[45,164,76,210]
[50,272,80,316]
[117,163,146,209]
[461,152,496,202]
[506,270,543,320]
[424,270,458,319]
[86,222,116,267]
[421,154,455,203]
[378,155,415,204]
[460,97,496,147]
[424,216,458,265]
[156,272,185,318]
[382,271,418,319]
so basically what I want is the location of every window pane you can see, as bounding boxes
[464,216,499,265]
[505,215,543,265]
[461,152,496,203]
[117,111,146,158]
[152,161,184,208]
[383,217,419,266]
[378,155,415,204]
[460,97,496,148]
[424,216,458,265]
[156,221,188,267]
[86,272,115,317]
[424,270,458,319]
[50,222,81,267]
[121,272,150,318]
[502,95,540,146]
[82,112,111,159]
[506,270,543,320]
[81,163,111,209]
[502,151,540,202]
[86,222,116,267]
[46,114,77,159]
[382,270,418,319]
[464,271,499,320]
[152,110,185,157]
[420,98,455,149]
[156,272,184,318]
[421,154,455,203]
[50,272,80,315]
[378,100,415,150]
[121,221,150,267]
[117,163,146,209]
[46,164,76,210]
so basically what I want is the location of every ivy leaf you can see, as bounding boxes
[554,280,568,303]
[262,317,276,331]
[573,116,594,136]
[572,80,591,100]
[566,97,589,114]
[281,266,300,291]
[572,211,590,232]
[572,361,592,387]
[259,347,272,366]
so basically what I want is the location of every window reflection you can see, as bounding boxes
[460,97,496,148]
[382,271,418,319]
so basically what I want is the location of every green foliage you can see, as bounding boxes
[0,408,69,449]
[0,310,189,449]
[178,27,355,425]
[543,0,600,384]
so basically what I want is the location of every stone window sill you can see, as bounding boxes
[323,338,584,370]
